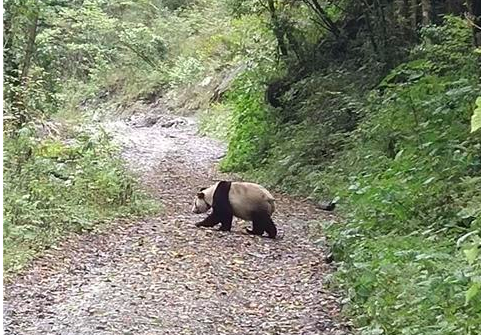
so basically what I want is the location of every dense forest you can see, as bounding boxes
[3,0,481,334]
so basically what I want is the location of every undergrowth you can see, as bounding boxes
[198,103,233,141]
[56,1,233,111]
[214,17,481,334]
[3,126,159,275]
[319,20,481,334]
[3,0,239,276]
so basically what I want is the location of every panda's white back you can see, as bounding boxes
[228,182,275,221]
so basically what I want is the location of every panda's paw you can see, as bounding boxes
[195,222,204,228]
[246,228,263,236]
[218,226,231,232]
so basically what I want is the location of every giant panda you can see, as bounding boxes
[192,181,277,238]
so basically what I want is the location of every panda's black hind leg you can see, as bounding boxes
[246,218,264,236]
[263,216,277,239]
[251,211,277,238]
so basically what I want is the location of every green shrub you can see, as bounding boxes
[321,18,481,334]
[221,16,481,334]
[199,103,233,141]
[327,232,481,335]
[3,126,159,274]
[220,71,277,172]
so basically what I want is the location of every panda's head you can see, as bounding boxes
[192,187,210,214]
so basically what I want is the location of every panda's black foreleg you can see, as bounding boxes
[195,213,220,228]
[212,181,234,232]
[218,212,233,231]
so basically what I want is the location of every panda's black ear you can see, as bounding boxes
[197,192,205,199]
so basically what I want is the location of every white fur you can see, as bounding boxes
[191,182,218,214]
[191,182,275,220]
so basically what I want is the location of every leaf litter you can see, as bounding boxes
[4,109,350,334]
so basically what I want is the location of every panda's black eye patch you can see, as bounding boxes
[199,187,207,191]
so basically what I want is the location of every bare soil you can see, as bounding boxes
[3,111,349,335]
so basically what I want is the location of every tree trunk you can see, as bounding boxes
[395,0,415,40]
[303,0,340,37]
[267,0,288,57]
[467,0,481,48]
[373,0,388,50]
[4,2,18,80]
[21,11,39,86]
[397,0,409,21]
[13,9,40,128]
[420,0,432,25]
[410,0,419,29]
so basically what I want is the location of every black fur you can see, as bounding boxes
[196,181,277,238]
[195,212,220,227]
[196,181,233,231]
[246,210,277,238]
[212,181,233,231]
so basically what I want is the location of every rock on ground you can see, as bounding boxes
[3,112,349,335]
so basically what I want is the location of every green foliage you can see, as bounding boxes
[220,15,481,334]
[199,103,233,141]
[472,97,481,133]
[326,232,481,335]
[320,19,481,334]
[20,0,235,109]
[460,232,481,306]
[196,10,280,170]
[162,0,197,11]
[220,71,276,172]
[3,127,159,274]
[4,0,169,276]
[166,55,205,87]
[219,63,370,197]
[414,16,475,74]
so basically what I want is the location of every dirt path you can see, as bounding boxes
[3,112,348,335]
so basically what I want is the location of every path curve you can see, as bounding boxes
[4,111,348,335]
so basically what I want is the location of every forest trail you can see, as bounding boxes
[4,110,348,335]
